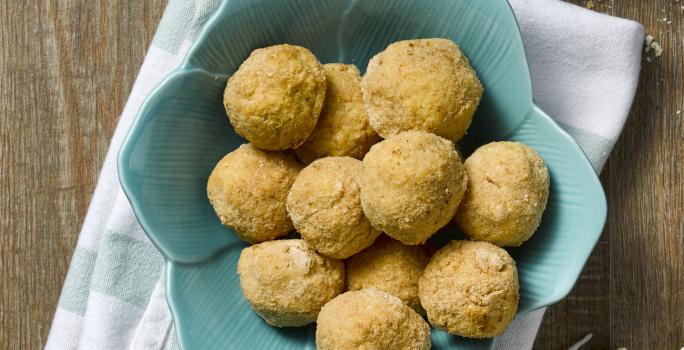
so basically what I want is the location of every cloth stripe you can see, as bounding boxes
[58,247,98,316]
[90,231,164,309]
[152,0,221,54]
[152,0,197,53]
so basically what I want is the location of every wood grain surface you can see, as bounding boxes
[0,1,166,349]
[0,1,681,349]
[537,1,684,349]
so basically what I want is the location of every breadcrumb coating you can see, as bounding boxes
[361,38,483,142]
[294,64,381,163]
[419,240,518,338]
[237,239,344,327]
[287,157,380,259]
[316,289,431,350]
[224,44,326,150]
[455,141,549,246]
[361,131,467,244]
[345,235,430,313]
[207,144,302,243]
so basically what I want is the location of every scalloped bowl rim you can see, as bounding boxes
[117,0,607,347]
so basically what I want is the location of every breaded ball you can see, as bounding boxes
[419,240,519,338]
[223,44,326,150]
[361,131,468,245]
[294,64,381,163]
[287,157,380,259]
[207,144,302,243]
[237,239,344,327]
[361,38,483,142]
[455,141,549,246]
[316,289,431,350]
[345,235,430,312]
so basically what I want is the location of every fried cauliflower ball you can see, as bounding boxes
[345,235,430,313]
[223,44,326,150]
[316,289,431,350]
[361,131,468,245]
[455,141,549,247]
[237,239,344,327]
[294,64,381,163]
[207,144,302,243]
[287,157,380,259]
[419,240,519,338]
[361,38,483,142]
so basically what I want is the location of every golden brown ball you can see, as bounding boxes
[287,157,381,259]
[223,44,326,150]
[237,239,344,327]
[361,38,483,142]
[316,289,431,350]
[361,131,468,245]
[207,144,302,243]
[454,141,549,246]
[294,64,381,163]
[345,235,430,313]
[419,240,519,338]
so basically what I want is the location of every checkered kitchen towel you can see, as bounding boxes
[45,0,644,349]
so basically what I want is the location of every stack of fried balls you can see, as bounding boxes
[208,38,550,349]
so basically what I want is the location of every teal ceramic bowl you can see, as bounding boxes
[118,0,607,348]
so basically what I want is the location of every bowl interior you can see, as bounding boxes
[118,0,606,349]
[121,0,534,264]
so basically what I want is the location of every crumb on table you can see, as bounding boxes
[644,34,663,58]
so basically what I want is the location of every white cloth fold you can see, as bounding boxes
[45,0,644,349]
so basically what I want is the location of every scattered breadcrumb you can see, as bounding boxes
[646,57,652,63]
[644,35,663,58]
[585,0,594,9]
[652,41,663,57]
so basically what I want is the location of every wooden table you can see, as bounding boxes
[1,1,681,349]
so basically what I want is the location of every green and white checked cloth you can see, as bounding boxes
[45,0,644,349]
